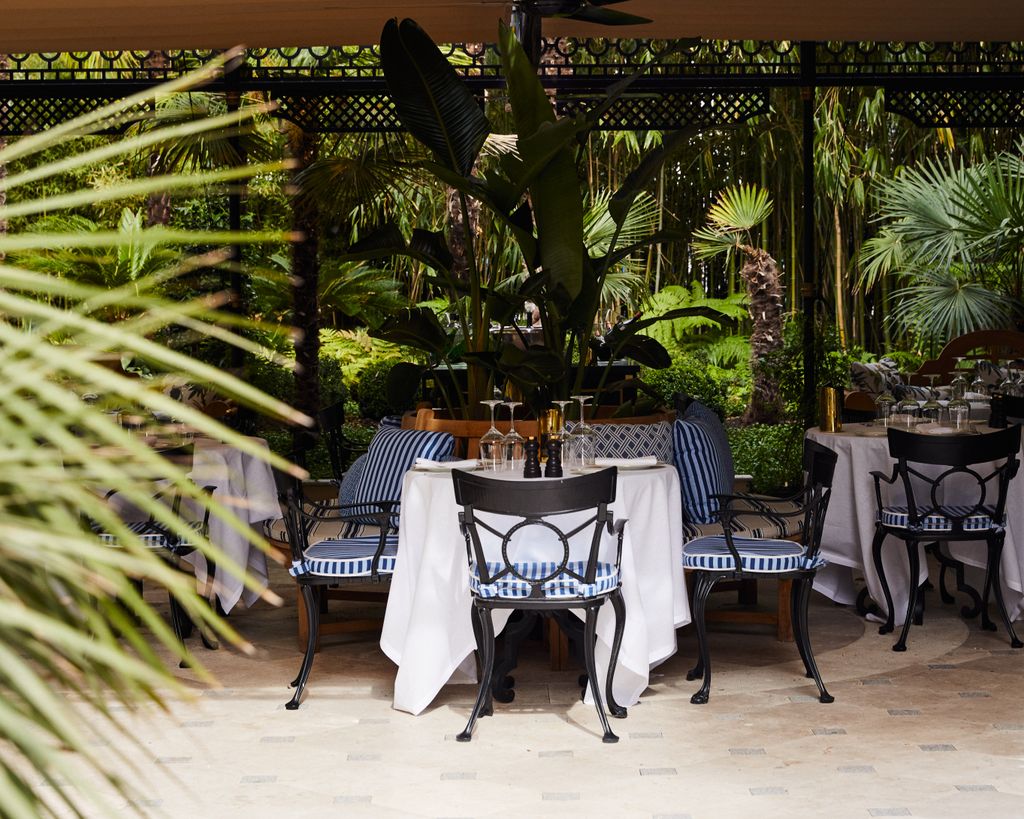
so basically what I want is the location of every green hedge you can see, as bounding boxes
[727,423,804,494]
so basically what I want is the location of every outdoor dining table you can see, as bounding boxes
[380,463,688,716]
[806,422,1024,627]
[182,435,281,613]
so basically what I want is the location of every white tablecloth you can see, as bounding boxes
[806,423,1024,626]
[380,464,688,716]
[183,436,281,613]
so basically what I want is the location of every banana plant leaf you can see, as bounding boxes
[609,128,697,227]
[386,361,427,411]
[371,307,450,358]
[339,222,453,274]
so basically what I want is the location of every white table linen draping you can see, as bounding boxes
[806,423,1024,626]
[380,465,688,716]
[182,436,281,613]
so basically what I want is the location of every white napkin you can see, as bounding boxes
[917,423,957,436]
[414,458,479,471]
[593,455,659,468]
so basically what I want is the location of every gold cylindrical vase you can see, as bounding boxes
[819,386,843,432]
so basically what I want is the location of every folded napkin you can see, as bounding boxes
[594,455,659,468]
[414,458,479,471]
[917,423,959,436]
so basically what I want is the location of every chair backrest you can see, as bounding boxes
[451,468,618,595]
[885,426,1021,532]
[412,407,539,459]
[316,400,349,483]
[915,329,1024,383]
[798,439,839,558]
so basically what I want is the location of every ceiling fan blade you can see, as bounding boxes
[566,6,653,25]
[588,0,634,6]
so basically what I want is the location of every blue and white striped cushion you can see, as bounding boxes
[469,560,619,599]
[347,428,454,524]
[683,401,734,492]
[564,420,673,463]
[880,504,998,532]
[289,534,399,577]
[683,535,824,573]
[672,418,727,524]
[682,500,804,541]
[97,520,203,550]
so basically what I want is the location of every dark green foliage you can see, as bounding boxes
[247,353,348,407]
[356,357,409,420]
[728,423,804,494]
[883,349,925,374]
[640,353,728,416]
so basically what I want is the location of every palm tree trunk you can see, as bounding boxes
[287,124,321,458]
[741,246,785,423]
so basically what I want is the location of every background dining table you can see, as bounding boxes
[806,422,1024,627]
[182,435,281,613]
[380,463,688,716]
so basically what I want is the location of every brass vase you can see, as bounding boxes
[819,386,843,432]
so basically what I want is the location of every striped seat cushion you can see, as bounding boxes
[348,428,454,524]
[683,535,824,573]
[97,520,202,550]
[289,535,399,577]
[880,504,999,532]
[469,560,619,599]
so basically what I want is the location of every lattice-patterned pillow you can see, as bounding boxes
[348,427,453,524]
[672,418,728,525]
[564,420,673,463]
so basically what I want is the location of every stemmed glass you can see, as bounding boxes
[970,360,988,396]
[553,399,572,440]
[998,359,1014,395]
[478,399,505,472]
[947,394,973,432]
[874,379,896,427]
[569,394,596,468]
[920,374,943,423]
[895,374,921,429]
[949,357,968,401]
[502,400,525,471]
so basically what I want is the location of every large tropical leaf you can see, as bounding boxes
[380,18,490,177]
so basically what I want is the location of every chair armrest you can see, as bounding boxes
[870,464,899,517]
[607,518,628,569]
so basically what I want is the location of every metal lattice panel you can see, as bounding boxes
[886,88,1024,127]
[272,93,404,133]
[817,41,1024,78]
[557,89,769,129]
[0,96,135,134]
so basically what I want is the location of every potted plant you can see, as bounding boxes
[342,18,719,417]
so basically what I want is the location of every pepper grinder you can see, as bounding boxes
[523,436,542,478]
[990,391,1007,428]
[544,438,563,478]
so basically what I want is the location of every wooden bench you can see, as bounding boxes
[914,329,1024,384]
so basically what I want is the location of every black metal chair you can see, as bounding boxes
[451,467,627,743]
[871,425,1022,651]
[682,439,839,705]
[94,444,217,662]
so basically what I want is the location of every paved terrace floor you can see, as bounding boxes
[60,562,1024,818]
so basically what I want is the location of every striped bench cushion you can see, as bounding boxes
[289,535,399,577]
[348,428,454,525]
[681,498,804,541]
[683,535,824,573]
[469,560,619,599]
[880,504,999,532]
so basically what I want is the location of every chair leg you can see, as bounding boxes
[606,590,627,718]
[491,610,537,704]
[796,577,833,703]
[985,537,1023,648]
[287,585,320,710]
[687,572,716,704]
[458,605,495,742]
[776,578,794,642]
[582,603,618,743]
[893,542,920,652]
[872,526,896,635]
[789,578,812,679]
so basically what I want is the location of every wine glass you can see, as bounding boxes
[920,374,943,423]
[502,401,525,470]
[947,394,972,432]
[949,358,968,401]
[970,360,988,396]
[478,399,504,472]
[874,379,896,427]
[895,375,921,430]
[998,359,1014,394]
[553,399,572,440]
[569,394,596,468]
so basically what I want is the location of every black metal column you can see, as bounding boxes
[800,41,818,429]
[225,55,246,372]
